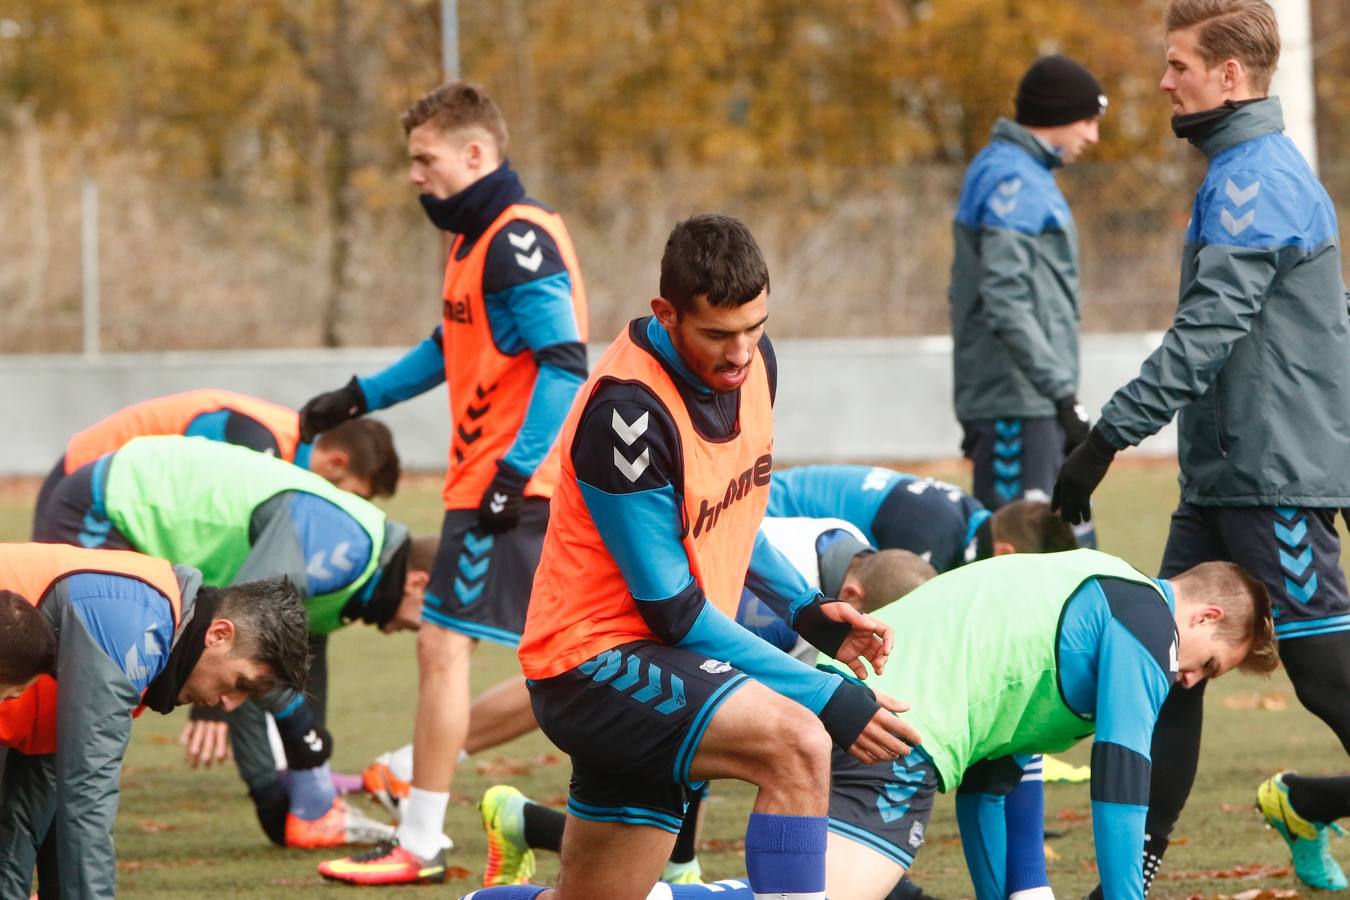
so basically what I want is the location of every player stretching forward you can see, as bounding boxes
[307,80,589,885]
[615,549,1276,900]
[1052,0,1350,889]
[34,388,399,527]
[463,214,917,900]
[0,543,309,898]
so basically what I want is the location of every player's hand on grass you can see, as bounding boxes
[821,601,893,678]
[179,719,231,768]
[848,689,922,765]
[298,376,367,442]
[1051,424,1117,525]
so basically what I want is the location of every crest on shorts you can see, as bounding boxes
[908,820,925,849]
[700,659,732,674]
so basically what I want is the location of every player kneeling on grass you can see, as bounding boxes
[33,435,436,851]
[569,549,1274,900]
[0,543,309,900]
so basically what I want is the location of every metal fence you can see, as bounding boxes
[2,147,1348,354]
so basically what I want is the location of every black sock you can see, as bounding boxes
[1284,774,1350,825]
[884,875,937,900]
[669,793,701,864]
[523,801,567,852]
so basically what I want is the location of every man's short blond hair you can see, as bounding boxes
[401,81,509,152]
[1165,0,1280,93]
[1172,560,1279,674]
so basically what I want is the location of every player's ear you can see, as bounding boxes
[992,540,1017,556]
[206,618,237,651]
[837,581,865,612]
[651,296,678,328]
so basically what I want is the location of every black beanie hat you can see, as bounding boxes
[1015,55,1107,127]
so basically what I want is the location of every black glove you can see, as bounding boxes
[476,461,529,534]
[1051,425,1117,526]
[1055,395,1091,454]
[298,376,367,442]
[816,673,880,751]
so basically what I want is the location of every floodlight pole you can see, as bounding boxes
[1270,0,1317,173]
[441,0,459,80]
[81,178,100,357]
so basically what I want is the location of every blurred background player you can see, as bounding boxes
[33,387,400,528]
[1050,1,1350,890]
[639,550,1276,900]
[949,55,1106,549]
[304,80,589,884]
[0,543,309,899]
[32,435,430,851]
[464,214,915,900]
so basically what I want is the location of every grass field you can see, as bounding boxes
[3,459,1347,898]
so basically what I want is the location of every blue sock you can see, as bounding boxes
[458,886,546,899]
[1004,757,1049,893]
[287,763,336,821]
[744,813,827,897]
[956,791,1007,900]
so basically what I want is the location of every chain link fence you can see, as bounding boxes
[2,146,1347,353]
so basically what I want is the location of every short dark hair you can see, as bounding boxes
[847,550,938,614]
[401,81,508,151]
[316,418,401,498]
[409,534,439,575]
[211,577,310,696]
[990,500,1079,554]
[659,214,770,314]
[0,591,55,684]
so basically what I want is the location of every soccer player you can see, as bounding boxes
[462,214,917,900]
[768,464,1082,899]
[620,549,1276,900]
[304,80,589,885]
[949,55,1106,548]
[0,589,55,701]
[33,435,430,850]
[0,543,310,899]
[1050,0,1350,889]
[33,387,400,528]
[767,464,1077,571]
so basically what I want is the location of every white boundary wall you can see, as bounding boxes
[0,333,1175,475]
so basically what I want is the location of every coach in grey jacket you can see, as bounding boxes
[1054,1,1350,890]
[949,55,1105,544]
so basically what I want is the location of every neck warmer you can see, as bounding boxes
[417,161,526,241]
[141,586,220,714]
[1171,97,1266,142]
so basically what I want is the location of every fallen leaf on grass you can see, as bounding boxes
[446,866,472,880]
[135,819,174,833]
[697,837,746,852]
[1043,844,1060,863]
[1224,889,1299,900]
[1220,802,1254,814]
[1057,807,1089,822]
[474,753,562,776]
[1159,864,1292,881]
[1220,691,1289,711]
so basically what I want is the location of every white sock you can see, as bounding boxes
[387,743,414,782]
[394,788,449,859]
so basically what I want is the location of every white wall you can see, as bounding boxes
[0,334,1175,475]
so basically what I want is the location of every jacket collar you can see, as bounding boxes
[417,161,527,244]
[991,117,1062,170]
[1193,96,1283,160]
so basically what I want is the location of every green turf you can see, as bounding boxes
[2,461,1346,898]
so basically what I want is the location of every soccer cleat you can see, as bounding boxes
[661,858,703,884]
[318,839,447,885]
[285,797,396,849]
[480,785,535,886]
[1257,772,1348,891]
[1041,754,1090,784]
[363,754,412,820]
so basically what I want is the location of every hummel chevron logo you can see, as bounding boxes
[1220,207,1255,237]
[507,229,537,251]
[489,492,508,514]
[990,197,1017,218]
[611,409,649,445]
[513,233,543,273]
[614,446,650,482]
[998,177,1023,196]
[303,729,323,752]
[1225,178,1260,207]
[307,541,354,580]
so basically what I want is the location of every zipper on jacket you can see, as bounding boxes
[1213,384,1229,458]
